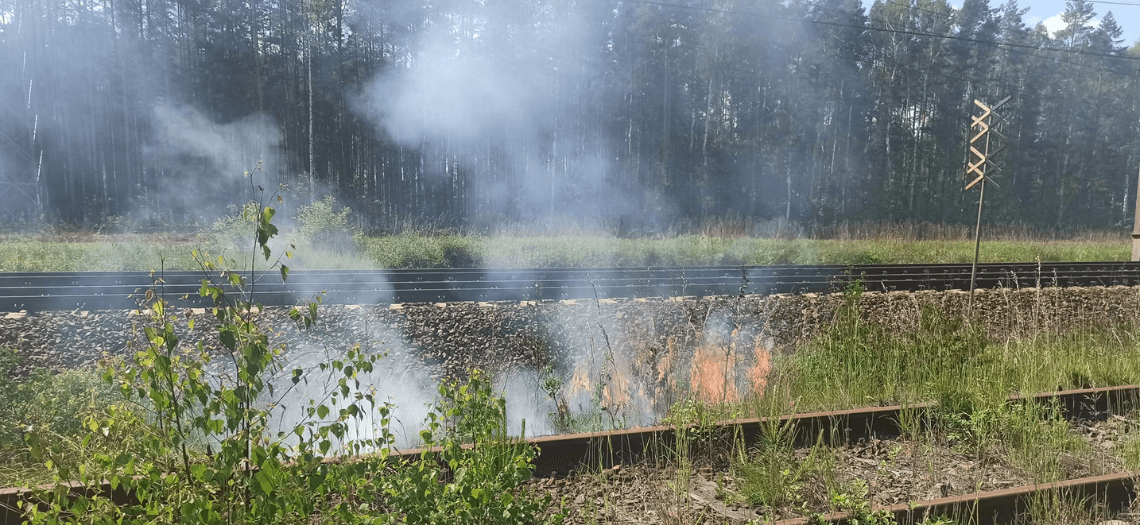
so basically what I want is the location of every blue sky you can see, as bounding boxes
[999,0,1140,45]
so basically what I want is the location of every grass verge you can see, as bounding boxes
[0,235,1129,272]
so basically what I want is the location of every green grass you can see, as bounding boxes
[0,234,1130,271]
[777,298,1140,413]
[0,241,96,272]
[0,348,133,487]
[0,239,213,272]
[715,300,1129,520]
[671,283,1140,522]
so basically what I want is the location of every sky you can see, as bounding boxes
[1010,0,1140,44]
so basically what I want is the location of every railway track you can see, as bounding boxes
[3,261,1140,312]
[3,385,1138,525]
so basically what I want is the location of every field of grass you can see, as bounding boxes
[1,209,1130,271]
[0,232,1130,272]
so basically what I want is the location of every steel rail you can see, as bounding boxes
[3,262,1140,312]
[3,385,1136,524]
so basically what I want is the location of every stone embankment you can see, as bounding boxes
[2,285,1138,421]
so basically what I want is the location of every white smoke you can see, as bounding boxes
[141,104,282,224]
[151,104,281,183]
[355,0,660,223]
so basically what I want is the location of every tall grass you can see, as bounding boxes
[813,220,1129,243]
[779,300,1140,413]
[713,296,1136,520]
[0,241,93,272]
[0,222,1130,271]
[0,348,130,487]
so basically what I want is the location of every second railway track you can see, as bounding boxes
[4,261,1140,312]
[4,385,1138,525]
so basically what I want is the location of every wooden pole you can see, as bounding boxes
[968,178,985,315]
[968,108,993,316]
[1131,162,1140,261]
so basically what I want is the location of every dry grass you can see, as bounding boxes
[816,220,1129,243]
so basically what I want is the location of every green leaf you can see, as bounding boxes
[280,265,289,282]
[220,331,236,351]
[317,405,329,420]
[308,469,326,491]
[255,471,274,494]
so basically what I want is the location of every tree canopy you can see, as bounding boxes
[1,0,1139,232]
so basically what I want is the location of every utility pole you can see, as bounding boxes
[1133,71,1140,261]
[965,96,1009,315]
[1132,162,1140,261]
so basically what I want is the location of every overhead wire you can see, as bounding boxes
[868,0,1131,74]
[626,0,1000,95]
[1084,0,1140,7]
[625,0,1140,67]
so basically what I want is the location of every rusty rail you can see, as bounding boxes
[773,471,1137,525]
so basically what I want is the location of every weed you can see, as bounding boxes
[1117,424,1140,470]
[1002,402,1090,481]
[732,396,825,513]
[383,369,559,524]
[826,483,903,524]
[1021,490,1110,525]
[917,518,957,525]
[0,349,130,487]
[210,200,263,253]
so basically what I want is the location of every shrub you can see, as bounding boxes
[296,195,359,255]
[210,200,262,252]
[381,370,558,524]
[21,191,557,524]
[0,348,130,486]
